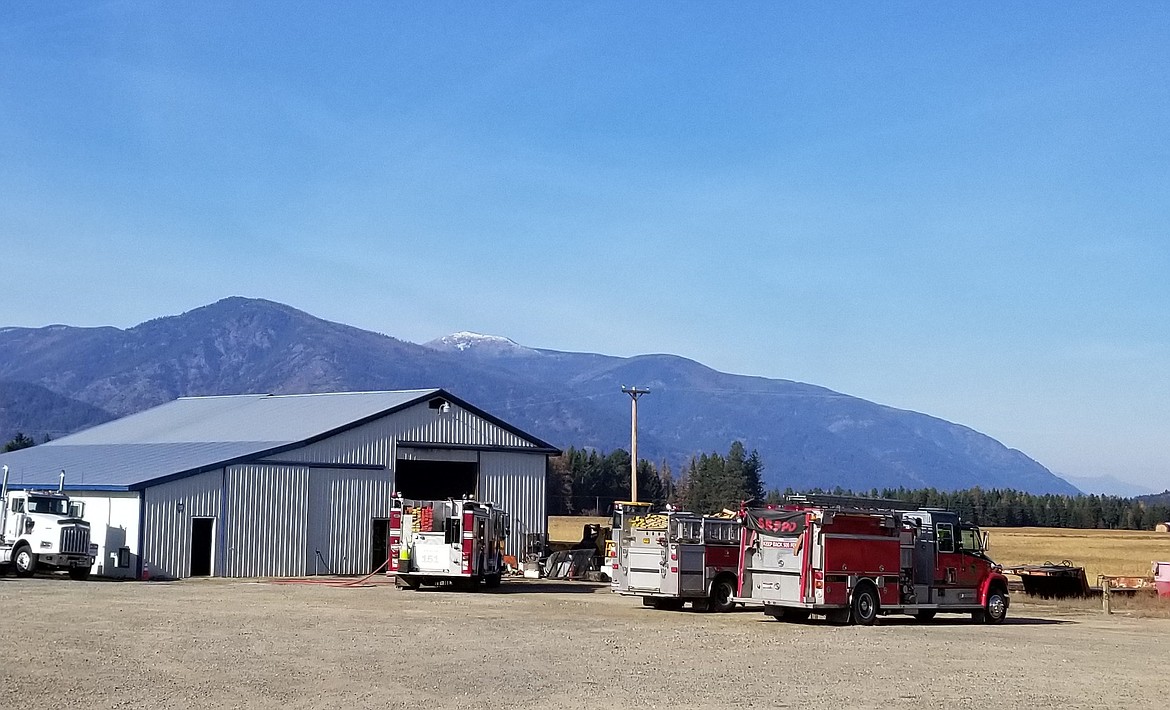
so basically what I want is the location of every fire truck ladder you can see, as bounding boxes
[785,493,923,512]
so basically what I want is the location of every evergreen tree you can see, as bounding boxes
[3,432,35,452]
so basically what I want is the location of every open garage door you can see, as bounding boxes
[394,458,478,499]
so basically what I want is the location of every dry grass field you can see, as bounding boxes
[548,515,610,543]
[985,527,1170,581]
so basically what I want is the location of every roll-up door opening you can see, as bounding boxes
[394,459,478,499]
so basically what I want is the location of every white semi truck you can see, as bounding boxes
[0,466,97,580]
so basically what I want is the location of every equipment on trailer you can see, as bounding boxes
[610,502,741,612]
[734,494,1010,624]
[388,496,509,589]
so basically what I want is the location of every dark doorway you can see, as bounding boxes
[190,518,214,577]
[371,518,389,573]
[395,459,478,499]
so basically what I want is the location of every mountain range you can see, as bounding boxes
[0,297,1079,495]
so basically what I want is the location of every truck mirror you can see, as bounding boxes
[69,501,85,518]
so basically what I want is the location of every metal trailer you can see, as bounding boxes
[388,496,509,589]
[734,494,1010,624]
[611,503,742,612]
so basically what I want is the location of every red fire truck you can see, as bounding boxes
[388,496,509,589]
[734,494,1010,624]
[610,502,742,612]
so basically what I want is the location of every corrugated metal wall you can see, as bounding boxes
[142,469,222,579]
[272,402,535,466]
[307,468,393,576]
[480,451,547,557]
[223,463,309,578]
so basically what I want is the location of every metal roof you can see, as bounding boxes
[0,389,557,491]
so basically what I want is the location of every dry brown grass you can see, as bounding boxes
[548,515,610,543]
[986,527,1170,581]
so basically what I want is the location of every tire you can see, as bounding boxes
[707,576,736,613]
[13,545,36,578]
[850,583,879,626]
[69,567,92,581]
[484,573,502,588]
[978,588,1008,624]
[915,610,937,622]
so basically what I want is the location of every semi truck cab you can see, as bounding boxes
[1,470,97,580]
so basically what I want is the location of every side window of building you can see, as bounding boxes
[936,523,955,553]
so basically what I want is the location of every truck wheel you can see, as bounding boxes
[642,597,656,607]
[69,567,92,581]
[707,576,736,613]
[484,573,502,588]
[850,584,879,626]
[977,588,1008,624]
[13,545,36,578]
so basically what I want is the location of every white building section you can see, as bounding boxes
[0,389,558,580]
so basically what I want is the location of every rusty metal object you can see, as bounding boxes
[1001,560,1090,598]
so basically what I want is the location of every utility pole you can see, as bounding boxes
[621,385,651,502]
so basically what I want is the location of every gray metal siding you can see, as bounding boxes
[142,469,222,579]
[479,452,547,558]
[271,402,537,467]
[307,468,393,576]
[223,463,309,578]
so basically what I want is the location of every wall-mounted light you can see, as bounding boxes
[176,502,185,514]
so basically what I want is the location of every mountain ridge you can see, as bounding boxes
[0,297,1079,495]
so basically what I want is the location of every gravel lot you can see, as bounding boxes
[2,576,1167,709]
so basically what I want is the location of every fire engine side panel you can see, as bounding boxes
[69,491,141,578]
[822,535,900,577]
[478,451,546,559]
[675,543,705,595]
[142,468,223,579]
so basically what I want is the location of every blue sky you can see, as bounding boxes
[2,3,1168,489]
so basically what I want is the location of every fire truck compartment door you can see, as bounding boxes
[627,546,665,592]
[411,533,457,573]
[677,545,705,595]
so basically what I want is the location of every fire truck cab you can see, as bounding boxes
[735,495,1009,625]
[389,496,508,589]
[610,502,741,612]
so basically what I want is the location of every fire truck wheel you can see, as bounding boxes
[484,573,502,588]
[13,545,36,578]
[850,583,879,626]
[977,588,1008,624]
[707,577,737,613]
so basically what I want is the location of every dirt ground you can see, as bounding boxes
[3,576,1168,710]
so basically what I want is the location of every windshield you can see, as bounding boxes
[26,496,69,516]
[960,527,983,552]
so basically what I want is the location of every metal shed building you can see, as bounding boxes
[0,389,558,579]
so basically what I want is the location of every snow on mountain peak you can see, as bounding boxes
[425,331,539,355]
